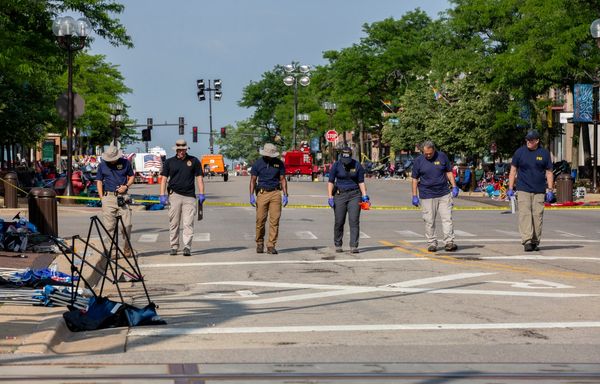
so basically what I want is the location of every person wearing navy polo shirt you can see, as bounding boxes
[249,143,288,254]
[96,142,135,257]
[327,146,369,253]
[411,140,460,252]
[507,130,554,252]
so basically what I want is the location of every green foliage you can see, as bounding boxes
[215,121,264,164]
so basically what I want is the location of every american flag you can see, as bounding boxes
[143,154,162,170]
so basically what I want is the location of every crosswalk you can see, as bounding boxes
[129,229,596,243]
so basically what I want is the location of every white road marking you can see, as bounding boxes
[295,231,318,240]
[384,273,495,288]
[193,233,210,242]
[142,255,600,269]
[494,229,521,236]
[486,280,574,289]
[129,321,600,336]
[554,230,585,238]
[200,280,597,301]
[395,230,421,237]
[138,233,159,242]
[236,290,258,297]
[243,233,254,240]
[454,230,476,237]
[403,238,600,243]
[346,231,371,239]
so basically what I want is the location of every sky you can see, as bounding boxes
[89,0,450,157]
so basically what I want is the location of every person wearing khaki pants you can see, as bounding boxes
[96,142,135,257]
[507,130,554,252]
[250,143,288,254]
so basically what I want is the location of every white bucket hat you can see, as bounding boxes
[259,143,279,158]
[101,143,123,162]
[172,139,190,151]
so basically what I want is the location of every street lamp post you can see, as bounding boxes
[323,101,337,163]
[52,16,91,197]
[297,113,310,141]
[197,79,222,154]
[283,63,311,149]
[109,102,123,146]
[590,18,600,192]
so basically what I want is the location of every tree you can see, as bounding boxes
[215,121,264,164]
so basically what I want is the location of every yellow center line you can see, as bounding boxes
[379,240,600,281]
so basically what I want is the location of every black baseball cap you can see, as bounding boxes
[525,130,540,140]
[341,146,352,157]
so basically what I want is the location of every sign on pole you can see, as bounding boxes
[325,130,338,143]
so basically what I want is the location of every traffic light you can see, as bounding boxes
[179,116,184,135]
[141,128,151,141]
[147,117,153,130]
[196,79,205,101]
[193,126,198,143]
[214,79,222,101]
[220,127,226,138]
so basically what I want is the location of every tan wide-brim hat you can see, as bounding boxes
[259,143,279,158]
[172,138,190,150]
[101,143,123,162]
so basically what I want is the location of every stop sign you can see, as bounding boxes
[325,130,338,142]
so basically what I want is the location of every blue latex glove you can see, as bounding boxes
[282,194,288,207]
[249,194,256,207]
[507,189,515,198]
[452,186,460,198]
[412,195,420,207]
[328,197,335,208]
[159,195,168,205]
[197,194,206,204]
[545,190,555,202]
[361,195,370,202]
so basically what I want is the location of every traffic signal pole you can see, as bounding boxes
[209,80,214,154]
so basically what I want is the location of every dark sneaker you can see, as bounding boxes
[445,242,458,252]
[257,245,264,254]
[532,243,540,251]
[524,243,534,252]
[266,247,278,255]
[183,248,191,256]
[427,245,437,252]
[335,247,343,253]
[350,247,359,254]
[169,249,177,256]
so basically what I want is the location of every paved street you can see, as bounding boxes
[2,175,600,382]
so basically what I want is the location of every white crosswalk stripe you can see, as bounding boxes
[193,233,210,242]
[554,230,585,238]
[454,229,476,237]
[395,230,421,237]
[346,231,371,239]
[138,233,159,242]
[494,229,521,236]
[295,231,318,240]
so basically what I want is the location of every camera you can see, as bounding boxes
[117,195,126,207]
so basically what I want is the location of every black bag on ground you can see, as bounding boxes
[123,303,166,327]
[63,296,128,332]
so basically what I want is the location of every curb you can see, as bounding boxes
[15,238,105,354]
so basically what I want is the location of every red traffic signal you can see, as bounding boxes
[193,126,198,143]
[220,127,226,138]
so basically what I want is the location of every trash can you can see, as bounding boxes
[28,187,58,237]
[3,172,19,208]
[555,173,573,203]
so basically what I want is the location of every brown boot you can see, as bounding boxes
[256,244,264,254]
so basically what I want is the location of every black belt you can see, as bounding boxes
[338,188,359,193]
[102,191,123,196]
[258,186,281,192]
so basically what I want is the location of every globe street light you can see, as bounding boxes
[109,103,123,145]
[322,101,337,162]
[590,18,600,192]
[283,63,311,149]
[52,16,91,198]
